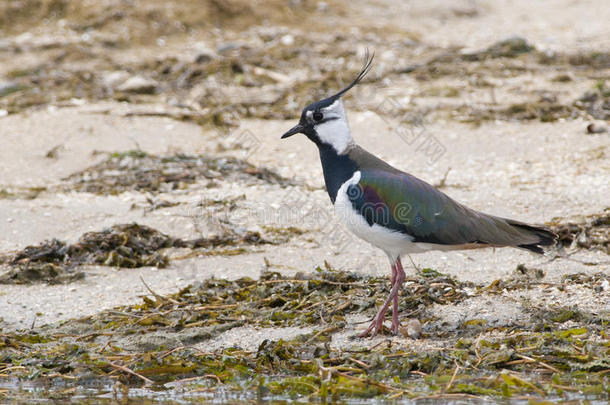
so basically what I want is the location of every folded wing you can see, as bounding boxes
[348,169,556,253]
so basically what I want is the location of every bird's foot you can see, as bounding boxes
[359,257,406,338]
[358,315,385,338]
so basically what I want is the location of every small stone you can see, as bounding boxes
[586,122,607,134]
[116,76,158,94]
[552,73,573,82]
[280,34,294,46]
[102,71,130,89]
[217,42,240,53]
[14,32,33,45]
[400,319,422,339]
[194,44,216,63]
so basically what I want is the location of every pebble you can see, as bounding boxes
[116,76,158,94]
[194,43,216,63]
[217,42,240,53]
[400,319,422,339]
[280,34,294,46]
[102,71,130,89]
[586,122,607,134]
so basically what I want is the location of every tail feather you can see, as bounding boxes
[506,220,557,254]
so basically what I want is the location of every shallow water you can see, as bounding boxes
[2,378,608,404]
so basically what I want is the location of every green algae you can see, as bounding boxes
[1,268,608,402]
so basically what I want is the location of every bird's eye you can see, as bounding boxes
[312,111,323,122]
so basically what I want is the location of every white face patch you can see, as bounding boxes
[310,99,353,154]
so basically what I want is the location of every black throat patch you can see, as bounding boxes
[317,144,358,203]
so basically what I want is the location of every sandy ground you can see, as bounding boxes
[0,0,608,339]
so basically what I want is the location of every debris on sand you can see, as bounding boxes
[574,81,610,120]
[461,36,535,61]
[62,151,294,195]
[567,50,610,69]
[549,211,610,253]
[0,238,85,284]
[0,224,175,284]
[486,263,546,293]
[561,272,610,292]
[455,101,577,124]
[1,267,608,401]
[0,223,270,284]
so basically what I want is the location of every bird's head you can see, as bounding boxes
[281,50,374,154]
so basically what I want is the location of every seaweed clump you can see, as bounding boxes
[110,266,469,333]
[62,152,293,195]
[486,263,546,293]
[0,223,268,284]
[574,81,610,120]
[461,36,535,61]
[455,101,576,124]
[0,224,176,284]
[549,211,610,253]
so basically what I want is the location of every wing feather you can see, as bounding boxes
[348,169,553,249]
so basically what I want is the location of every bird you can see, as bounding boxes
[280,51,557,337]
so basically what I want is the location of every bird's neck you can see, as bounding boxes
[318,143,358,203]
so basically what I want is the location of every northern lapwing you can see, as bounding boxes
[281,51,557,337]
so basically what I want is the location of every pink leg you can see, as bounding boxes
[390,258,405,334]
[359,257,405,337]
[390,264,398,333]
